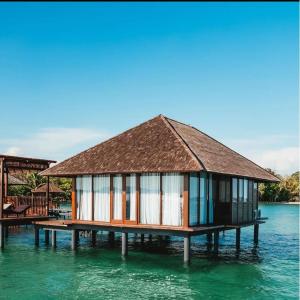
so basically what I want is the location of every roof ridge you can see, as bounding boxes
[166,117,279,181]
[41,115,163,175]
[160,115,204,171]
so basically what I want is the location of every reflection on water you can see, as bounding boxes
[0,204,298,299]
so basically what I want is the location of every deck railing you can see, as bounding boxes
[5,196,58,216]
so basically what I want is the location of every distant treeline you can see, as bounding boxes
[259,170,299,202]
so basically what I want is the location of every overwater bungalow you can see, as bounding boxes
[0,154,55,247]
[36,115,278,262]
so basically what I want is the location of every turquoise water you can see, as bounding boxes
[0,204,298,299]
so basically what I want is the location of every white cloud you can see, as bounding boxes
[0,128,110,161]
[225,135,299,176]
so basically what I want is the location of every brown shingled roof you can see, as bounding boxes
[32,183,64,194]
[41,115,279,182]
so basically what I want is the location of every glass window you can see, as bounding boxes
[253,182,258,209]
[140,173,160,224]
[189,173,199,226]
[76,176,92,221]
[162,173,183,226]
[200,172,207,224]
[208,174,214,224]
[219,176,231,203]
[93,175,110,222]
[232,178,238,203]
[238,179,244,202]
[126,174,136,221]
[113,175,122,220]
[243,179,248,203]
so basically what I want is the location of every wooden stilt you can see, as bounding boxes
[207,233,212,251]
[0,223,4,249]
[71,230,78,250]
[35,227,39,246]
[184,236,190,264]
[236,228,241,251]
[51,230,56,248]
[45,230,49,245]
[108,231,115,244]
[149,234,152,241]
[213,231,219,255]
[121,232,128,256]
[91,230,97,246]
[141,234,144,243]
[4,225,8,238]
[254,224,259,245]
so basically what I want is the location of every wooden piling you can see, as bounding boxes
[71,230,78,250]
[91,230,97,246]
[141,234,144,243]
[45,230,49,245]
[183,236,190,264]
[213,231,219,255]
[207,233,212,251]
[236,228,241,250]
[121,232,128,256]
[254,224,259,245]
[51,230,56,248]
[34,227,39,246]
[0,223,4,249]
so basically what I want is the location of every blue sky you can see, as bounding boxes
[0,3,298,175]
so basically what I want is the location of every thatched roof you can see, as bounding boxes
[32,183,64,194]
[41,115,279,182]
[8,174,27,185]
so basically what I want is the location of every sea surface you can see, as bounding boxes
[0,204,298,299]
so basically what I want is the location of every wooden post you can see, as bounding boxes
[4,225,8,238]
[148,234,152,241]
[121,232,128,256]
[213,231,219,255]
[51,230,56,248]
[71,178,76,220]
[0,223,4,249]
[236,228,241,250]
[254,224,259,245]
[141,234,144,243]
[46,176,50,216]
[91,230,97,246]
[45,230,49,245]
[184,236,190,264]
[183,174,189,228]
[207,232,212,251]
[71,230,78,250]
[108,231,115,244]
[34,227,39,246]
[0,159,4,219]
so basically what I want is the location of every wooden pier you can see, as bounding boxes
[33,219,266,263]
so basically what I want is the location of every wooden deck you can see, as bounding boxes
[0,215,53,226]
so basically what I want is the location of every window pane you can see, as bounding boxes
[219,177,226,203]
[189,173,199,226]
[162,173,183,226]
[140,173,160,224]
[238,179,244,202]
[93,175,110,222]
[232,178,238,203]
[200,172,207,224]
[243,179,248,203]
[113,175,122,220]
[76,176,92,221]
[126,174,136,221]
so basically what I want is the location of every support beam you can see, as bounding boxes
[121,232,128,256]
[91,230,97,246]
[254,224,259,245]
[51,230,56,248]
[45,230,49,245]
[213,231,219,255]
[34,227,39,246]
[4,225,8,238]
[148,234,152,242]
[141,234,144,243]
[0,223,4,249]
[236,228,241,251]
[184,236,190,264]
